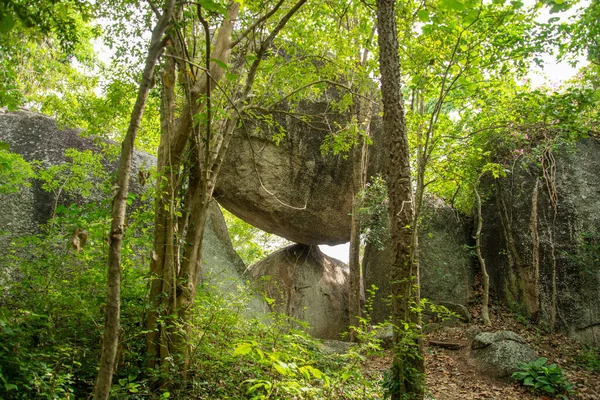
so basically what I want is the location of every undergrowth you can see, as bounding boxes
[0,150,384,399]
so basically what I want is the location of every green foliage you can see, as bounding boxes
[382,321,425,400]
[575,346,600,373]
[140,283,383,399]
[382,297,428,400]
[0,154,153,398]
[0,315,76,399]
[512,357,575,398]
[567,230,600,277]
[0,0,94,52]
[222,208,289,265]
[357,175,389,250]
[36,148,108,201]
[0,0,100,112]
[555,0,600,65]
[0,147,34,194]
[234,338,330,399]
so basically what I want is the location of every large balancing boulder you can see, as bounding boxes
[249,244,350,339]
[214,100,382,245]
[481,139,600,345]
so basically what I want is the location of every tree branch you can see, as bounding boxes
[231,0,287,48]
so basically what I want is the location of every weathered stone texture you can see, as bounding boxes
[249,244,349,339]
[470,330,538,378]
[362,196,473,323]
[0,110,264,316]
[214,100,383,246]
[481,140,600,345]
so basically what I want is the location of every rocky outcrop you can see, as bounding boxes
[214,100,383,245]
[470,331,538,378]
[481,140,600,346]
[249,244,349,339]
[362,196,473,323]
[0,110,264,316]
[0,110,154,241]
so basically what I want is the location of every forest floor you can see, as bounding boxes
[363,307,600,400]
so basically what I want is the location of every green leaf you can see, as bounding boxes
[225,71,239,81]
[233,342,254,356]
[197,0,227,13]
[512,372,528,380]
[442,0,466,11]
[463,10,479,24]
[0,14,15,34]
[534,357,548,367]
[416,9,430,22]
[209,58,228,70]
[543,384,556,393]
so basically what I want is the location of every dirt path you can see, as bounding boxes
[364,311,600,400]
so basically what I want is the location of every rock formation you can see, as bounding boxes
[0,110,264,315]
[469,331,538,378]
[362,196,474,323]
[214,100,383,245]
[481,140,600,346]
[249,244,349,339]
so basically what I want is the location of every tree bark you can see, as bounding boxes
[93,1,175,399]
[474,180,491,327]
[145,0,308,379]
[376,0,424,398]
[348,105,371,341]
[146,2,241,375]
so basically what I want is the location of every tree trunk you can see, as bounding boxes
[376,0,424,398]
[146,2,240,376]
[145,0,308,380]
[348,106,371,341]
[94,2,175,399]
[474,182,491,327]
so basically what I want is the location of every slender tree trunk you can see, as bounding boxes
[145,0,308,378]
[376,0,424,398]
[348,106,371,341]
[94,2,175,399]
[474,180,491,326]
[146,2,240,375]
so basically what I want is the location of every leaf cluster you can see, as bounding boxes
[512,357,575,398]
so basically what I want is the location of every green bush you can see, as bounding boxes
[576,346,600,373]
[512,357,574,399]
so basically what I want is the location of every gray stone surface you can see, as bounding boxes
[0,110,265,316]
[0,109,154,244]
[374,324,394,349]
[249,244,350,339]
[422,301,471,332]
[481,140,600,345]
[436,301,471,323]
[465,325,483,340]
[319,340,356,354]
[214,100,383,246]
[470,331,538,378]
[363,196,473,323]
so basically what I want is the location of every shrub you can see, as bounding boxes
[576,346,600,373]
[512,357,574,399]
